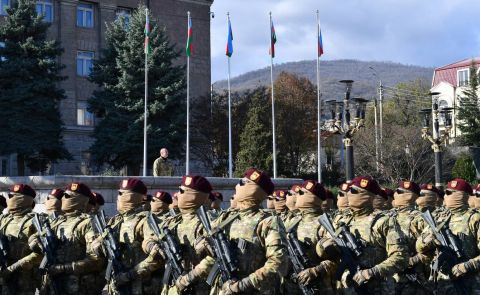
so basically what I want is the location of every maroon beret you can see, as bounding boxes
[119,178,147,195]
[154,191,173,204]
[339,183,352,193]
[92,192,105,206]
[447,178,473,195]
[49,188,65,200]
[0,195,6,208]
[182,175,213,194]
[301,180,326,200]
[244,168,274,195]
[288,184,302,196]
[10,184,36,198]
[420,184,441,196]
[475,184,480,196]
[66,183,93,198]
[398,180,421,195]
[273,190,288,200]
[351,176,381,195]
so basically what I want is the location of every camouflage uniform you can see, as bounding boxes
[153,157,174,176]
[160,210,215,295]
[211,207,288,294]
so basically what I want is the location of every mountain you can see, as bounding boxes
[213,59,434,100]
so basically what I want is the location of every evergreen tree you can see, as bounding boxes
[88,6,185,175]
[457,62,480,147]
[0,0,69,175]
[235,87,273,176]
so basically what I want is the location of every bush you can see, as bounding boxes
[452,153,477,183]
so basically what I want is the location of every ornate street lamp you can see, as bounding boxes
[420,92,453,189]
[322,80,367,182]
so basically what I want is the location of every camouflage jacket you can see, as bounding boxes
[153,157,174,176]
[210,206,288,295]
[0,210,42,294]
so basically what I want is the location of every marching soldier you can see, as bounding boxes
[417,184,440,213]
[87,192,105,214]
[265,195,276,215]
[390,180,429,294]
[286,184,301,216]
[273,190,291,221]
[151,191,172,218]
[331,176,408,294]
[209,191,223,219]
[322,190,335,216]
[94,178,162,295]
[36,182,105,295]
[43,188,64,220]
[372,188,388,212]
[0,184,42,295]
[284,180,337,294]
[211,168,288,294]
[157,175,215,295]
[416,178,480,294]
[334,183,351,223]
[170,192,180,216]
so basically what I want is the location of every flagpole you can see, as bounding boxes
[227,12,233,178]
[143,8,149,177]
[186,11,191,175]
[316,10,322,183]
[270,12,277,179]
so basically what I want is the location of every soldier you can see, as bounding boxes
[372,188,388,212]
[0,184,42,294]
[331,176,408,294]
[286,184,301,216]
[170,192,180,216]
[95,178,162,294]
[265,194,276,214]
[322,190,335,216]
[209,191,223,219]
[273,190,290,221]
[284,180,337,294]
[151,191,172,218]
[417,184,440,213]
[211,168,288,294]
[153,148,175,176]
[416,178,480,294]
[333,183,351,223]
[475,184,480,209]
[229,195,237,210]
[390,180,429,294]
[87,192,105,214]
[44,188,64,221]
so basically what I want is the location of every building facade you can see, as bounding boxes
[430,57,480,140]
[0,0,213,176]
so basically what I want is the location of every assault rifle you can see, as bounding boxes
[318,213,371,295]
[279,218,315,295]
[92,212,131,295]
[421,210,468,295]
[32,213,61,295]
[146,213,187,289]
[196,205,238,285]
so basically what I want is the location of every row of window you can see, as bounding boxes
[1,1,131,27]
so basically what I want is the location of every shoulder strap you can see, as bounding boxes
[213,212,240,233]
[285,216,302,234]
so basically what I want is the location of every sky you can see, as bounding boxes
[209,0,480,82]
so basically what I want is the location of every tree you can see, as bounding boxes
[0,0,70,175]
[457,62,480,147]
[452,153,477,183]
[235,87,273,176]
[88,6,185,175]
[275,72,317,177]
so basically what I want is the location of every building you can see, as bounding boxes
[431,57,480,139]
[0,0,213,176]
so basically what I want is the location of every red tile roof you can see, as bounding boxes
[433,57,480,87]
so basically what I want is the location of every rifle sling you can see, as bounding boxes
[285,217,302,234]
[212,212,240,234]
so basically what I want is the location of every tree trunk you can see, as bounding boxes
[17,153,25,176]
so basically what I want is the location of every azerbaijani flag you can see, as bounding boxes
[186,14,193,57]
[144,11,151,55]
[318,26,324,57]
[269,18,277,58]
[226,17,233,57]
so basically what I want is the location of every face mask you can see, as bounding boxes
[295,190,322,210]
[393,191,417,208]
[286,194,297,210]
[274,198,287,212]
[372,196,386,210]
[62,192,89,213]
[235,181,267,210]
[177,186,209,211]
[116,191,144,214]
[347,190,374,211]
[45,197,61,213]
[468,195,476,208]
[337,195,349,210]
[444,191,468,209]
[416,191,437,209]
[7,194,34,213]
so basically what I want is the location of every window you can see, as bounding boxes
[1,0,9,16]
[77,101,95,126]
[116,8,131,27]
[36,0,53,22]
[77,3,94,28]
[77,51,94,76]
[458,69,470,87]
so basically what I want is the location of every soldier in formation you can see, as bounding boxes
[2,171,480,295]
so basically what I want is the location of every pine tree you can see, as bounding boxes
[0,0,69,175]
[88,6,185,175]
[457,62,480,147]
[235,87,273,176]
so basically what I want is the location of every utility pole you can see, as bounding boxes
[379,80,384,163]
[374,98,379,172]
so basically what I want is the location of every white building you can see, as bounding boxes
[431,57,480,139]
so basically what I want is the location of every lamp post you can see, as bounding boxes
[323,80,367,182]
[420,92,453,189]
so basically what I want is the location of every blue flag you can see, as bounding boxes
[226,18,233,57]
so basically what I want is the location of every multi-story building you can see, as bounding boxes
[0,0,213,176]
[430,57,480,139]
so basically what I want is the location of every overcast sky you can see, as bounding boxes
[209,0,480,82]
